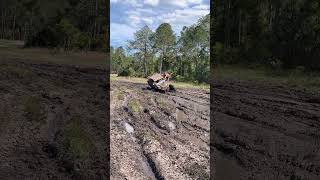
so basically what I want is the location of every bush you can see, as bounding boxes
[73,32,90,51]
[118,67,136,77]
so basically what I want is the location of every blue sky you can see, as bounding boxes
[111,0,210,48]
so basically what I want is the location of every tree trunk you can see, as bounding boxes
[12,14,16,40]
[159,50,163,74]
[225,0,231,48]
[238,9,242,46]
[23,23,27,41]
[143,43,147,77]
[3,10,7,39]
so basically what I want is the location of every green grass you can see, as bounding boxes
[0,40,107,67]
[214,65,320,92]
[128,98,141,113]
[110,74,209,90]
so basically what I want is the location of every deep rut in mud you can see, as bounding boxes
[111,81,210,179]
[212,80,320,180]
[0,60,107,179]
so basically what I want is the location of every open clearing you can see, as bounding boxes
[0,39,107,68]
[0,41,108,179]
[213,79,320,180]
[110,79,210,179]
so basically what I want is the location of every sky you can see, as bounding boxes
[111,0,210,48]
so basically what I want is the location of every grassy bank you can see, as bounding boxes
[110,74,210,90]
[0,39,107,68]
[214,65,320,91]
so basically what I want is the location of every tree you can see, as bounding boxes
[0,0,107,52]
[112,46,127,74]
[154,23,176,73]
[212,0,320,71]
[128,25,154,77]
[112,15,210,83]
[178,15,210,82]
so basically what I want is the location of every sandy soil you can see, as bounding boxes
[110,81,210,179]
[212,79,320,180]
[0,59,108,179]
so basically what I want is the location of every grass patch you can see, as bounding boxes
[157,98,168,108]
[156,97,175,113]
[55,116,94,172]
[63,116,93,160]
[128,98,141,113]
[0,40,107,67]
[0,39,24,48]
[0,66,34,79]
[23,96,45,122]
[214,65,320,92]
[140,130,161,143]
[117,90,124,100]
[110,74,209,90]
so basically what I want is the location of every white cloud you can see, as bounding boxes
[128,14,142,27]
[141,17,153,24]
[160,0,203,8]
[192,4,209,10]
[111,23,136,47]
[169,1,188,8]
[111,0,143,7]
[157,7,208,24]
[187,0,202,4]
[144,0,159,6]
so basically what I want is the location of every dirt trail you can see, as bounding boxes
[212,79,320,180]
[0,60,107,179]
[111,81,210,179]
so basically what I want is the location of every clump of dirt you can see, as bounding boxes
[0,60,107,179]
[111,81,210,179]
[212,79,320,180]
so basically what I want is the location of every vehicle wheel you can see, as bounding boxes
[148,79,156,89]
[169,84,175,91]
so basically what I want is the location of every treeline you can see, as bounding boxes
[213,0,320,71]
[0,0,107,52]
[111,15,209,83]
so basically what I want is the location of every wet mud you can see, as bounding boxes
[111,81,210,179]
[0,60,107,179]
[212,79,320,180]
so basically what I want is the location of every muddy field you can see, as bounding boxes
[110,81,210,179]
[212,80,320,180]
[0,59,107,179]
